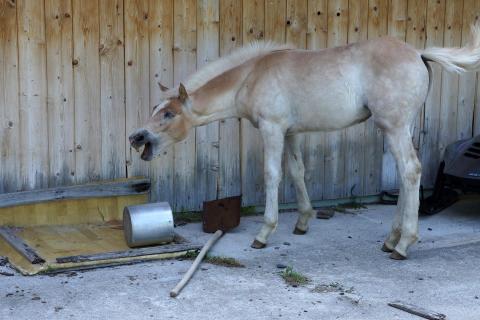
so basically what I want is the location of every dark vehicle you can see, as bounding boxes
[420,135,480,215]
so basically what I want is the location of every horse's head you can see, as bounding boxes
[129,83,193,161]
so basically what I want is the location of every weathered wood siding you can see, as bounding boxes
[1,0,479,210]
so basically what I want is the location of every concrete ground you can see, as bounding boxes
[1,197,480,320]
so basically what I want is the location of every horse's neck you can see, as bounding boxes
[189,62,254,126]
[190,91,239,126]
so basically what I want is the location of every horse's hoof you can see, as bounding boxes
[381,243,393,253]
[251,239,267,249]
[389,250,407,260]
[293,227,307,235]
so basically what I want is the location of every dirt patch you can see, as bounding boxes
[180,251,245,268]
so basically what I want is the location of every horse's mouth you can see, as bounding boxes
[140,142,153,161]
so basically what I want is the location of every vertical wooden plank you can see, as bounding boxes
[45,0,74,188]
[344,0,368,198]
[72,0,101,183]
[383,0,408,190]
[99,0,125,180]
[218,0,242,199]
[124,0,150,179]
[406,0,427,151]
[149,0,174,203]
[265,0,287,203]
[438,0,463,160]
[324,0,348,199]
[195,0,220,209]
[0,0,21,193]
[420,0,445,186]
[283,0,307,203]
[457,0,480,140]
[173,0,197,211]
[241,0,264,206]
[365,0,388,195]
[305,0,327,201]
[265,0,286,44]
[17,0,49,190]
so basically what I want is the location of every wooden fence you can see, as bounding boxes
[1,0,479,211]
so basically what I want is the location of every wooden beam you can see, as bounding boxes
[0,228,45,264]
[56,243,202,264]
[0,179,150,209]
[388,301,446,320]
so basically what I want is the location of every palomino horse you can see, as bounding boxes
[130,24,480,259]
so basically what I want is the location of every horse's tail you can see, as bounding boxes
[420,22,480,73]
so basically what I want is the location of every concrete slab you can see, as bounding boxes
[1,197,479,320]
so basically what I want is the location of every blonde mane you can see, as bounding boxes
[165,41,292,96]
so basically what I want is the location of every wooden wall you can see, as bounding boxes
[1,0,479,211]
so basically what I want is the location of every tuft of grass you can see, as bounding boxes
[173,211,202,224]
[331,201,367,214]
[240,206,258,216]
[179,251,244,268]
[280,266,310,287]
[204,256,245,268]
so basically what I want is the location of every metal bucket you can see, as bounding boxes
[123,202,175,248]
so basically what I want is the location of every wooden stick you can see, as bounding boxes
[170,230,223,298]
[388,301,447,320]
[0,227,45,264]
[56,242,202,264]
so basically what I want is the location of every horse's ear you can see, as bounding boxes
[178,83,189,102]
[158,82,169,92]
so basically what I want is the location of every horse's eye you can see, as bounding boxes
[164,111,175,119]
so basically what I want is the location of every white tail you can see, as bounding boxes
[421,22,480,73]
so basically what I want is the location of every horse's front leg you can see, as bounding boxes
[251,121,285,249]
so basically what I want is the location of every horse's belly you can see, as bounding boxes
[289,89,371,133]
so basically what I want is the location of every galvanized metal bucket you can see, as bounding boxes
[123,202,175,248]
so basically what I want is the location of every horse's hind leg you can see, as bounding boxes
[384,126,421,259]
[285,135,316,234]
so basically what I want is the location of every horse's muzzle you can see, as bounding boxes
[129,129,155,161]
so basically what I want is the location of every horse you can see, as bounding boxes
[129,23,480,260]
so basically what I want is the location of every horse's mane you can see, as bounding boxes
[165,41,292,96]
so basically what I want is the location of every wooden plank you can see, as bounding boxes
[438,0,463,160]
[0,178,150,209]
[45,0,75,188]
[420,0,446,187]
[406,0,427,151]
[72,0,101,184]
[56,242,202,263]
[363,0,387,195]
[324,0,348,199]
[241,0,265,206]
[265,0,287,203]
[388,301,446,320]
[99,0,126,180]
[456,0,480,140]
[0,227,45,264]
[17,0,49,190]
[383,0,408,190]
[304,0,327,201]
[195,0,220,209]
[218,0,242,199]
[173,0,197,211]
[344,0,368,198]
[124,0,150,180]
[0,0,21,193]
[265,0,286,44]
[281,0,307,204]
[282,0,307,203]
[149,0,175,204]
